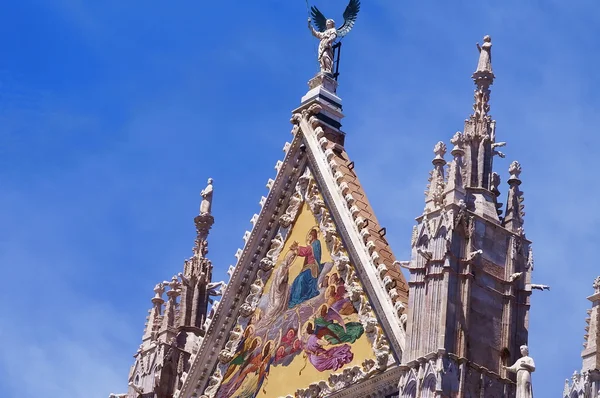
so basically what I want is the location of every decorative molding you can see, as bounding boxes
[217,323,243,364]
[175,132,308,397]
[258,234,284,272]
[290,365,404,398]
[239,278,264,317]
[298,108,407,356]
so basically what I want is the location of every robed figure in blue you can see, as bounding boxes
[288,228,323,308]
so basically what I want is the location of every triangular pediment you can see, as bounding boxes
[177,101,409,398]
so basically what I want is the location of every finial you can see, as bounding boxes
[200,178,214,215]
[152,282,165,305]
[450,132,465,156]
[508,161,522,183]
[593,276,600,293]
[432,141,447,165]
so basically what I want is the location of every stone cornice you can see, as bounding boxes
[298,111,406,358]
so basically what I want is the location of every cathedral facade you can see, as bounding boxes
[109,34,599,398]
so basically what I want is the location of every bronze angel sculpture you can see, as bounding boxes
[307,0,360,74]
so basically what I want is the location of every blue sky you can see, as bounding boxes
[0,0,598,396]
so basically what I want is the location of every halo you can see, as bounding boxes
[244,324,255,338]
[306,227,319,243]
[318,303,329,316]
[328,285,336,296]
[302,319,314,334]
[262,339,274,357]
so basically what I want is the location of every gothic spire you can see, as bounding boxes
[403,37,536,397]
[178,178,217,332]
[447,35,505,221]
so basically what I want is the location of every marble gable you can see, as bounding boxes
[210,167,395,398]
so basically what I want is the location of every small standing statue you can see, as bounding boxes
[200,178,214,215]
[308,0,361,75]
[503,345,535,398]
[475,35,493,73]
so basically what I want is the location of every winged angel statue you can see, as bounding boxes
[308,0,360,74]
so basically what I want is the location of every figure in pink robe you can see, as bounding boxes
[299,321,353,373]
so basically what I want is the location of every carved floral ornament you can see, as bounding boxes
[508,160,522,180]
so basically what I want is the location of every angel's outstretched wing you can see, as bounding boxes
[337,0,361,38]
[310,6,327,32]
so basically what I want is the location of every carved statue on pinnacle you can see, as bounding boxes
[472,35,495,120]
[200,178,214,215]
[308,0,360,74]
[476,35,493,73]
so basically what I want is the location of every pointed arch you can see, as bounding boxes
[400,369,418,398]
[417,233,429,248]
[421,374,437,398]
[436,225,448,240]
[402,381,417,398]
